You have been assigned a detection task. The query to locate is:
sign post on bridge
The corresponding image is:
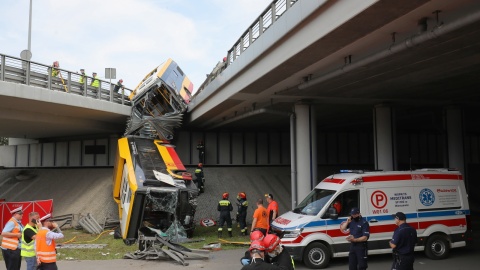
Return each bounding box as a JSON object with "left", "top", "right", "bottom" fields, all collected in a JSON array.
[{"left": 105, "top": 68, "right": 116, "bottom": 85}]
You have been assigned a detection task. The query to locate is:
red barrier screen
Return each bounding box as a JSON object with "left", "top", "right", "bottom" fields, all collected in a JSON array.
[{"left": 0, "top": 200, "right": 53, "bottom": 231}]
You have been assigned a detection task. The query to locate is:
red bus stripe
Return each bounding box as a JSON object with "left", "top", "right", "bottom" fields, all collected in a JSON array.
[{"left": 166, "top": 147, "right": 186, "bottom": 170}]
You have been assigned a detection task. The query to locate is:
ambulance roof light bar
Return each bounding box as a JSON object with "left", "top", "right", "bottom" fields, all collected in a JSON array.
[{"left": 339, "top": 169, "right": 364, "bottom": 174}]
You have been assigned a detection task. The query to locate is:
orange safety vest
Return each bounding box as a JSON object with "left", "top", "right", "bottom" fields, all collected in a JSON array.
[
  {"left": 36, "top": 229, "right": 57, "bottom": 263},
  {"left": 1, "top": 218, "right": 21, "bottom": 250}
]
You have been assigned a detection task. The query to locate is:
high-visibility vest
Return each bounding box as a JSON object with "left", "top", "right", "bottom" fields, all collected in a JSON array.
[
  {"left": 51, "top": 68, "right": 59, "bottom": 77},
  {"left": 36, "top": 229, "right": 57, "bottom": 263},
  {"left": 21, "top": 224, "right": 38, "bottom": 257},
  {"left": 1, "top": 218, "right": 21, "bottom": 250},
  {"left": 79, "top": 73, "right": 85, "bottom": 84},
  {"left": 91, "top": 75, "right": 100, "bottom": 87}
]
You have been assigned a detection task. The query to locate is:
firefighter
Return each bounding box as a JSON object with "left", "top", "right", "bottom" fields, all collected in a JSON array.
[
  {"left": 236, "top": 192, "right": 248, "bottom": 236},
  {"left": 217, "top": 192, "right": 233, "bottom": 238},
  {"left": 196, "top": 140, "right": 205, "bottom": 163},
  {"left": 241, "top": 240, "right": 283, "bottom": 270},
  {"left": 194, "top": 163, "right": 205, "bottom": 193},
  {"left": 264, "top": 234, "right": 295, "bottom": 270},
  {"left": 241, "top": 231, "right": 265, "bottom": 265}
]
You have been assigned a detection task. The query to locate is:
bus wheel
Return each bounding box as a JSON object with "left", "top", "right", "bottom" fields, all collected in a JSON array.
[
  {"left": 425, "top": 235, "right": 450, "bottom": 260},
  {"left": 303, "top": 242, "right": 331, "bottom": 269}
]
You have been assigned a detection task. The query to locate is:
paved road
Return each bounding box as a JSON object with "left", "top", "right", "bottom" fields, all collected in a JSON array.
[{"left": 0, "top": 244, "right": 472, "bottom": 270}]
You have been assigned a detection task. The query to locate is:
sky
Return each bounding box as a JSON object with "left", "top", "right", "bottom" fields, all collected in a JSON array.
[{"left": 0, "top": 0, "right": 271, "bottom": 92}]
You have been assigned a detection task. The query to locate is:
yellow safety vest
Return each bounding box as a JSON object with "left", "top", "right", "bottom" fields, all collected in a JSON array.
[
  {"left": 51, "top": 68, "right": 59, "bottom": 77},
  {"left": 21, "top": 224, "right": 38, "bottom": 257},
  {"left": 91, "top": 75, "right": 100, "bottom": 87}
]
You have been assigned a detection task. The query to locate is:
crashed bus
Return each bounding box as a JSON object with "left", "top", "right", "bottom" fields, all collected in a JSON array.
[{"left": 113, "top": 59, "right": 197, "bottom": 247}]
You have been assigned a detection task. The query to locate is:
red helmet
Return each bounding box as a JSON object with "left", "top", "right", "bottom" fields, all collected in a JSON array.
[
  {"left": 198, "top": 163, "right": 203, "bottom": 168},
  {"left": 263, "top": 234, "right": 281, "bottom": 252},
  {"left": 237, "top": 192, "right": 246, "bottom": 199},
  {"left": 250, "top": 230, "right": 264, "bottom": 241},
  {"left": 333, "top": 201, "right": 342, "bottom": 214},
  {"left": 249, "top": 240, "right": 265, "bottom": 252},
  {"left": 222, "top": 192, "right": 229, "bottom": 199}
]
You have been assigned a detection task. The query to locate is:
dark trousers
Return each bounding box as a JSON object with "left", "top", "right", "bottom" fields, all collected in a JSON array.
[
  {"left": 218, "top": 213, "right": 232, "bottom": 228},
  {"left": 238, "top": 212, "right": 247, "bottom": 229},
  {"left": 349, "top": 243, "right": 368, "bottom": 270},
  {"left": 37, "top": 262, "right": 58, "bottom": 270},
  {"left": 1, "top": 248, "right": 21, "bottom": 270},
  {"left": 391, "top": 254, "right": 414, "bottom": 270}
]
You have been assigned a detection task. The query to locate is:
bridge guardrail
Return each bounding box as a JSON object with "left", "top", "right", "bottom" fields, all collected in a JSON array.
[
  {"left": 197, "top": 0, "right": 298, "bottom": 93},
  {"left": 0, "top": 53, "right": 132, "bottom": 106}
]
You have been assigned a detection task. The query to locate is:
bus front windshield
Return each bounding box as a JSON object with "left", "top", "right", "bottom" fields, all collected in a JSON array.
[{"left": 293, "top": 189, "right": 336, "bottom": 216}]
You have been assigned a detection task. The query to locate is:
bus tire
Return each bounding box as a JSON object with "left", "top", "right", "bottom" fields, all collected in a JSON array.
[
  {"left": 425, "top": 234, "right": 450, "bottom": 260},
  {"left": 303, "top": 242, "right": 331, "bottom": 269}
]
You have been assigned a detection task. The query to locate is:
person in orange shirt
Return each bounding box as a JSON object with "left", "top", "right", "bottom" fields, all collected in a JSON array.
[
  {"left": 265, "top": 193, "right": 279, "bottom": 233},
  {"left": 251, "top": 199, "right": 268, "bottom": 236}
]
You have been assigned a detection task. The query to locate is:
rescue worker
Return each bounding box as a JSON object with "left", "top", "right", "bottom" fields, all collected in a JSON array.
[
  {"left": 35, "top": 213, "right": 64, "bottom": 270},
  {"left": 78, "top": 69, "right": 86, "bottom": 92},
  {"left": 340, "top": 207, "right": 370, "bottom": 270},
  {"left": 217, "top": 192, "right": 233, "bottom": 238},
  {"left": 241, "top": 240, "right": 283, "bottom": 270},
  {"left": 265, "top": 193, "right": 278, "bottom": 233},
  {"left": 194, "top": 163, "right": 205, "bottom": 193},
  {"left": 196, "top": 140, "right": 205, "bottom": 163},
  {"left": 240, "top": 230, "right": 265, "bottom": 265},
  {"left": 332, "top": 200, "right": 342, "bottom": 215},
  {"left": 21, "top": 212, "right": 40, "bottom": 270},
  {"left": 236, "top": 192, "right": 248, "bottom": 236},
  {"left": 51, "top": 61, "right": 59, "bottom": 77},
  {"left": 1, "top": 206, "right": 24, "bottom": 270},
  {"left": 90, "top": 72, "right": 100, "bottom": 91},
  {"left": 251, "top": 198, "right": 269, "bottom": 236},
  {"left": 113, "top": 79, "right": 125, "bottom": 93},
  {"left": 390, "top": 212, "right": 417, "bottom": 270},
  {"left": 264, "top": 234, "right": 295, "bottom": 270}
]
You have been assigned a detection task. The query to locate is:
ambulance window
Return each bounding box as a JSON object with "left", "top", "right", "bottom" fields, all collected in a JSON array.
[
  {"left": 293, "top": 189, "right": 336, "bottom": 216},
  {"left": 331, "top": 190, "right": 360, "bottom": 217}
]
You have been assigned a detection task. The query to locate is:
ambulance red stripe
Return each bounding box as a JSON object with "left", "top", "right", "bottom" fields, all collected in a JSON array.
[
  {"left": 323, "top": 178, "right": 345, "bottom": 184},
  {"left": 363, "top": 173, "right": 461, "bottom": 182}
]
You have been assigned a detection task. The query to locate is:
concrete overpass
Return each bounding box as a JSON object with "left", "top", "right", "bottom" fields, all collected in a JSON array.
[{"left": 1, "top": 0, "right": 480, "bottom": 202}]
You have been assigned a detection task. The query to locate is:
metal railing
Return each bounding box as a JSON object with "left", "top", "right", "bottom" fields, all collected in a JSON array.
[
  {"left": 0, "top": 53, "right": 132, "bottom": 106},
  {"left": 197, "top": 0, "right": 299, "bottom": 93}
]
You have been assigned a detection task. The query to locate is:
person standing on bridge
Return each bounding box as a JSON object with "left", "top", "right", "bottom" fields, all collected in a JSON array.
[
  {"left": 90, "top": 72, "right": 100, "bottom": 92},
  {"left": 51, "top": 61, "right": 59, "bottom": 77},
  {"left": 217, "top": 192, "right": 233, "bottom": 238},
  {"left": 390, "top": 212, "right": 417, "bottom": 270},
  {"left": 21, "top": 212, "right": 40, "bottom": 270},
  {"left": 78, "top": 69, "right": 86, "bottom": 92},
  {"left": 113, "top": 79, "right": 125, "bottom": 93},
  {"left": 1, "top": 206, "right": 24, "bottom": 270}
]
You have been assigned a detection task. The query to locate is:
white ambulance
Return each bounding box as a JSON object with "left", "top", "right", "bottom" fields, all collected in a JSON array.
[{"left": 271, "top": 169, "right": 472, "bottom": 269}]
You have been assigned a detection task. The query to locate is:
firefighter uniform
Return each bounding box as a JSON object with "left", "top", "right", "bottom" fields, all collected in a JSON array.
[
  {"left": 236, "top": 194, "right": 248, "bottom": 236},
  {"left": 194, "top": 165, "right": 205, "bottom": 193},
  {"left": 217, "top": 193, "right": 233, "bottom": 237}
]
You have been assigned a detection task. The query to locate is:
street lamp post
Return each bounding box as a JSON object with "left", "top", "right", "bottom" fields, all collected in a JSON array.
[{"left": 28, "top": 0, "right": 32, "bottom": 52}]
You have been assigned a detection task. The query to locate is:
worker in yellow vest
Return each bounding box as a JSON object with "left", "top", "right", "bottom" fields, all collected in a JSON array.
[
  {"left": 35, "top": 214, "right": 64, "bottom": 270},
  {"left": 21, "top": 212, "right": 40, "bottom": 270},
  {"left": 51, "top": 61, "right": 59, "bottom": 77},
  {"left": 79, "top": 69, "right": 86, "bottom": 91},
  {"left": 91, "top": 72, "right": 100, "bottom": 92},
  {"left": 1, "top": 206, "right": 24, "bottom": 270}
]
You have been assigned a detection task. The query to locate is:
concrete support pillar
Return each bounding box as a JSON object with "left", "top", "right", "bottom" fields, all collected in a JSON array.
[
  {"left": 373, "top": 104, "right": 396, "bottom": 171},
  {"left": 293, "top": 103, "right": 317, "bottom": 205},
  {"left": 444, "top": 106, "right": 465, "bottom": 176}
]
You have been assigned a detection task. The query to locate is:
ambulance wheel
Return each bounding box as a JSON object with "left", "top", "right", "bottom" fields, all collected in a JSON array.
[
  {"left": 425, "top": 235, "right": 450, "bottom": 260},
  {"left": 303, "top": 242, "right": 331, "bottom": 269}
]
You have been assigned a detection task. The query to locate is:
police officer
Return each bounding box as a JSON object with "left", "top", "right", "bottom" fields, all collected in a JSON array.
[
  {"left": 390, "top": 212, "right": 417, "bottom": 270},
  {"left": 340, "top": 207, "right": 370, "bottom": 270},
  {"left": 217, "top": 192, "right": 233, "bottom": 238},
  {"left": 236, "top": 192, "right": 248, "bottom": 236}
]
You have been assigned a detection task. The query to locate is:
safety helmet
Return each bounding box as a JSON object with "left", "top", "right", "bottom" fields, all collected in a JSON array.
[
  {"left": 222, "top": 192, "right": 229, "bottom": 199},
  {"left": 263, "top": 234, "right": 281, "bottom": 253},
  {"left": 250, "top": 230, "right": 264, "bottom": 241},
  {"left": 237, "top": 192, "right": 246, "bottom": 200},
  {"left": 198, "top": 163, "right": 203, "bottom": 168},
  {"left": 333, "top": 201, "right": 342, "bottom": 214},
  {"left": 249, "top": 240, "right": 265, "bottom": 252}
]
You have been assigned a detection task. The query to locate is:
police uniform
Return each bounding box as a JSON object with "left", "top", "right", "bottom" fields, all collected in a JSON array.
[
  {"left": 347, "top": 216, "right": 370, "bottom": 270},
  {"left": 237, "top": 197, "right": 248, "bottom": 235},
  {"left": 1, "top": 206, "right": 24, "bottom": 270},
  {"left": 391, "top": 222, "right": 417, "bottom": 270},
  {"left": 217, "top": 196, "right": 233, "bottom": 237}
]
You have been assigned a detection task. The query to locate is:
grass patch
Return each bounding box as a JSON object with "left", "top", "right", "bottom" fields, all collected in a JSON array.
[{"left": 1, "top": 225, "right": 249, "bottom": 261}]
